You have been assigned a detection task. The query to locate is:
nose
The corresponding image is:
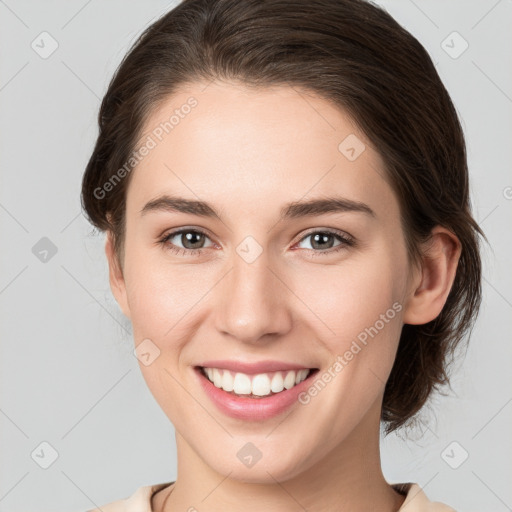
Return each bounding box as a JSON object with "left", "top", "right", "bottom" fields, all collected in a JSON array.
[{"left": 213, "top": 248, "right": 293, "bottom": 345}]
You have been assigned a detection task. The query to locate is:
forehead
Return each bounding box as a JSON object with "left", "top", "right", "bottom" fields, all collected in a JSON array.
[{"left": 128, "top": 81, "right": 397, "bottom": 220}]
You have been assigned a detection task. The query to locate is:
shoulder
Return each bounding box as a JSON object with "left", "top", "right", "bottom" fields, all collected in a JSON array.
[
  {"left": 394, "top": 482, "right": 456, "bottom": 511},
  {"left": 86, "top": 482, "right": 174, "bottom": 512}
]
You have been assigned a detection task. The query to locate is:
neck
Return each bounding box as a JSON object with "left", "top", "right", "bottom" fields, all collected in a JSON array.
[{"left": 155, "top": 402, "right": 405, "bottom": 512}]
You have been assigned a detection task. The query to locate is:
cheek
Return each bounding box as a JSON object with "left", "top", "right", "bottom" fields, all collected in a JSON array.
[
  {"left": 294, "top": 243, "right": 408, "bottom": 400},
  {"left": 121, "top": 244, "right": 203, "bottom": 415},
  {"left": 122, "top": 239, "right": 203, "bottom": 338},
  {"left": 290, "top": 255, "right": 407, "bottom": 428},
  {"left": 297, "top": 255, "right": 405, "bottom": 342}
]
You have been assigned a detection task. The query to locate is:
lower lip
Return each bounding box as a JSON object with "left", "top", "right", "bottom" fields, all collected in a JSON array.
[{"left": 194, "top": 367, "right": 318, "bottom": 421}]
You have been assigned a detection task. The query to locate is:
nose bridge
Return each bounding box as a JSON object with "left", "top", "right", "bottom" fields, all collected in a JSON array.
[{"left": 214, "top": 240, "right": 292, "bottom": 343}]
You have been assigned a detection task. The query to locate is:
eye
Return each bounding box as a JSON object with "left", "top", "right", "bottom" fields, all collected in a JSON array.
[
  {"left": 295, "top": 229, "right": 355, "bottom": 255},
  {"left": 159, "top": 228, "right": 215, "bottom": 256},
  {"left": 158, "top": 227, "right": 355, "bottom": 257}
]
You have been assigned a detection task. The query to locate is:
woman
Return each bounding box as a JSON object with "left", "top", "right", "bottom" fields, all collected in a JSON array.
[{"left": 81, "top": 0, "right": 483, "bottom": 510}]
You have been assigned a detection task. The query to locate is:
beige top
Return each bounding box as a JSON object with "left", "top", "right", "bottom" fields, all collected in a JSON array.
[{"left": 88, "top": 481, "right": 456, "bottom": 511}]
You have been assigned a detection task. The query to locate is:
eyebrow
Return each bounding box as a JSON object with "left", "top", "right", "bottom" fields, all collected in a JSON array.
[{"left": 140, "top": 194, "right": 375, "bottom": 220}]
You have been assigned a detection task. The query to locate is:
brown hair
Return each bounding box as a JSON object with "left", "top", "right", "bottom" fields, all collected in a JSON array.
[{"left": 81, "top": 0, "right": 484, "bottom": 432}]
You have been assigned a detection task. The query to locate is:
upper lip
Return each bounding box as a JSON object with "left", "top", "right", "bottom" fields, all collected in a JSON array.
[{"left": 197, "top": 360, "right": 317, "bottom": 375}]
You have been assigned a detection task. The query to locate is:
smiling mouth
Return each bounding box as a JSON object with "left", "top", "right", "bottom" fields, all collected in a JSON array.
[{"left": 196, "top": 366, "right": 319, "bottom": 398}]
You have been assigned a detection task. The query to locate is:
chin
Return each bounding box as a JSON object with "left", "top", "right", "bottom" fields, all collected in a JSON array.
[{"left": 196, "top": 436, "right": 320, "bottom": 484}]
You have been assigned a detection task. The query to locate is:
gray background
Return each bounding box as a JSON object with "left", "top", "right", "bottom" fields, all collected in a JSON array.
[{"left": 1, "top": 1, "right": 511, "bottom": 511}]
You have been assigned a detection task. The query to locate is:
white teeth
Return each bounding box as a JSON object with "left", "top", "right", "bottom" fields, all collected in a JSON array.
[
  {"left": 283, "top": 370, "right": 296, "bottom": 389},
  {"left": 295, "top": 369, "right": 307, "bottom": 385},
  {"left": 213, "top": 368, "right": 223, "bottom": 388},
  {"left": 251, "top": 374, "right": 271, "bottom": 396},
  {"left": 221, "top": 369, "right": 234, "bottom": 392},
  {"left": 233, "top": 372, "right": 252, "bottom": 394},
  {"left": 270, "top": 372, "right": 284, "bottom": 393},
  {"left": 202, "top": 367, "right": 312, "bottom": 397}
]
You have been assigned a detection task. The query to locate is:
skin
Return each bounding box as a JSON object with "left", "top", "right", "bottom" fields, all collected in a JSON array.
[{"left": 104, "top": 81, "right": 461, "bottom": 512}]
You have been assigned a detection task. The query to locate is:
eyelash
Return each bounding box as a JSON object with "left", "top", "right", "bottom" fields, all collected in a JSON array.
[{"left": 158, "top": 228, "right": 355, "bottom": 257}]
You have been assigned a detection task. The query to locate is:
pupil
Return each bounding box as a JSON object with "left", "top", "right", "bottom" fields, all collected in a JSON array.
[
  {"left": 312, "top": 233, "right": 334, "bottom": 250},
  {"left": 183, "top": 231, "right": 204, "bottom": 249}
]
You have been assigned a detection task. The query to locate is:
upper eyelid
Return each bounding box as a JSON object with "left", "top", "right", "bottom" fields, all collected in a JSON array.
[
  {"left": 294, "top": 229, "right": 354, "bottom": 249},
  {"left": 297, "top": 227, "right": 352, "bottom": 239}
]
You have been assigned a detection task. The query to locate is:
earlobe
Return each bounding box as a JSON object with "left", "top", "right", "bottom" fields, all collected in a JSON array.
[
  {"left": 402, "top": 226, "right": 462, "bottom": 325},
  {"left": 105, "top": 231, "right": 131, "bottom": 319}
]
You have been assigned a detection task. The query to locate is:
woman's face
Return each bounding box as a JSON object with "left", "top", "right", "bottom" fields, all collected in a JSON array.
[{"left": 109, "top": 81, "right": 418, "bottom": 482}]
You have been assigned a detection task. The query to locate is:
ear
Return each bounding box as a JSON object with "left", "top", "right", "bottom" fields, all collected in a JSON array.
[
  {"left": 105, "top": 231, "right": 131, "bottom": 319},
  {"left": 402, "top": 226, "right": 462, "bottom": 325}
]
